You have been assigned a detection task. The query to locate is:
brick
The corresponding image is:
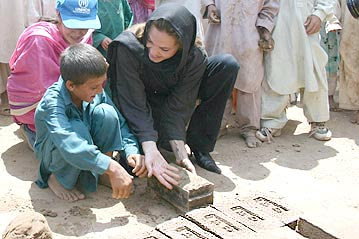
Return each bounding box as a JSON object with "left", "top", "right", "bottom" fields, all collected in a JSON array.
[
  {"left": 148, "top": 164, "right": 214, "bottom": 212},
  {"left": 156, "top": 216, "right": 218, "bottom": 239},
  {"left": 245, "top": 227, "right": 307, "bottom": 239},
  {"left": 185, "top": 206, "right": 255, "bottom": 238},
  {"left": 213, "top": 202, "right": 283, "bottom": 232},
  {"left": 234, "top": 195, "right": 301, "bottom": 226}
]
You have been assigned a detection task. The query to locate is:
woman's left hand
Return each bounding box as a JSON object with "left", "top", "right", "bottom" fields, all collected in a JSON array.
[{"left": 127, "top": 154, "right": 147, "bottom": 177}]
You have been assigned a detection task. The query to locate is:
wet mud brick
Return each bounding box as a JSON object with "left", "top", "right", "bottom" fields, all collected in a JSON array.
[
  {"left": 234, "top": 195, "right": 301, "bottom": 226},
  {"left": 245, "top": 227, "right": 307, "bottom": 239},
  {"left": 156, "top": 216, "right": 218, "bottom": 239},
  {"left": 185, "top": 206, "right": 255, "bottom": 238},
  {"left": 147, "top": 164, "right": 214, "bottom": 212},
  {"left": 212, "top": 201, "right": 283, "bottom": 232}
]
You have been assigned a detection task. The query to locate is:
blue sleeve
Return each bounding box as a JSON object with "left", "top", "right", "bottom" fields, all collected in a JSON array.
[
  {"left": 102, "top": 92, "right": 140, "bottom": 158},
  {"left": 39, "top": 96, "right": 111, "bottom": 175}
]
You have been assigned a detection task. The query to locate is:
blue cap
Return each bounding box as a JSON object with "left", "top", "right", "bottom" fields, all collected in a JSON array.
[{"left": 56, "top": 0, "right": 101, "bottom": 29}]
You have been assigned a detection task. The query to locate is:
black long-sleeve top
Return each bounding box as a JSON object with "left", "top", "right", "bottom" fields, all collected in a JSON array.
[{"left": 107, "top": 4, "right": 207, "bottom": 144}]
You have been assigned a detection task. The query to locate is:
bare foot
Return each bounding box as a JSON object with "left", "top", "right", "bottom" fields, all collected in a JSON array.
[
  {"left": 48, "top": 174, "right": 85, "bottom": 201},
  {"left": 350, "top": 111, "right": 359, "bottom": 124},
  {"left": 241, "top": 130, "right": 262, "bottom": 148},
  {"left": 329, "top": 96, "right": 342, "bottom": 112}
]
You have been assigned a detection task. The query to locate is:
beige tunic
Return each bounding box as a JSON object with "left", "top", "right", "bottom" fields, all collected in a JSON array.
[
  {"left": 203, "top": 0, "right": 279, "bottom": 94},
  {"left": 26, "top": 0, "right": 57, "bottom": 27},
  {"left": 0, "top": 0, "right": 26, "bottom": 93},
  {"left": 265, "top": 0, "right": 335, "bottom": 95},
  {"left": 338, "top": 0, "right": 359, "bottom": 110}
]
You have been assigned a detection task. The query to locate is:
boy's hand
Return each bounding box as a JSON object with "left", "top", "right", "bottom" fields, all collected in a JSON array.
[
  {"left": 101, "top": 37, "right": 112, "bottom": 51},
  {"left": 142, "top": 141, "right": 180, "bottom": 190},
  {"left": 105, "top": 160, "right": 133, "bottom": 199},
  {"left": 304, "top": 15, "right": 321, "bottom": 35},
  {"left": 258, "top": 27, "right": 275, "bottom": 52},
  {"left": 127, "top": 154, "right": 147, "bottom": 178},
  {"left": 207, "top": 5, "right": 221, "bottom": 23}
]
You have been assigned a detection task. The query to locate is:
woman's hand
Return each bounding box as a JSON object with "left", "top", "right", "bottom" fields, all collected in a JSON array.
[
  {"left": 142, "top": 141, "right": 180, "bottom": 189},
  {"left": 170, "top": 140, "right": 197, "bottom": 174}
]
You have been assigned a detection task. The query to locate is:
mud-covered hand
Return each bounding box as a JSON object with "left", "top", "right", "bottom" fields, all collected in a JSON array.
[
  {"left": 105, "top": 160, "right": 133, "bottom": 199},
  {"left": 169, "top": 140, "right": 196, "bottom": 174},
  {"left": 177, "top": 158, "right": 197, "bottom": 174},
  {"left": 207, "top": 4, "right": 221, "bottom": 23},
  {"left": 258, "top": 27, "right": 274, "bottom": 52},
  {"left": 127, "top": 154, "right": 147, "bottom": 178},
  {"left": 304, "top": 15, "right": 321, "bottom": 35}
]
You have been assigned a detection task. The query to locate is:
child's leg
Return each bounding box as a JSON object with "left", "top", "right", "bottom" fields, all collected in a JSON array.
[
  {"left": 36, "top": 120, "right": 96, "bottom": 201},
  {"left": 235, "top": 88, "right": 262, "bottom": 148},
  {"left": 89, "top": 103, "right": 124, "bottom": 153},
  {"left": 260, "top": 80, "right": 290, "bottom": 130}
]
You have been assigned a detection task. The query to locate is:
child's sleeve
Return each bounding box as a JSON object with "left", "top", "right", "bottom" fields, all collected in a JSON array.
[
  {"left": 39, "top": 97, "right": 111, "bottom": 175},
  {"left": 313, "top": 0, "right": 336, "bottom": 22},
  {"left": 102, "top": 93, "right": 140, "bottom": 158}
]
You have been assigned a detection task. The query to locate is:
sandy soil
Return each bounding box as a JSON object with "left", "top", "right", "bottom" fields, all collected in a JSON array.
[{"left": 0, "top": 106, "right": 358, "bottom": 238}]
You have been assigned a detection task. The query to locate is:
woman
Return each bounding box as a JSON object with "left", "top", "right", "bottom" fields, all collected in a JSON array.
[
  {"left": 107, "top": 4, "right": 239, "bottom": 179},
  {"left": 7, "top": 0, "right": 100, "bottom": 150}
]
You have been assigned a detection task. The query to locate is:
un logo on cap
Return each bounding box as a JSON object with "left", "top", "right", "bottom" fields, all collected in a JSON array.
[{"left": 78, "top": 0, "right": 89, "bottom": 8}]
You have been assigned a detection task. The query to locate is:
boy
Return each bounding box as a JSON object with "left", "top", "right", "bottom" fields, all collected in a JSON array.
[{"left": 34, "top": 43, "right": 147, "bottom": 201}]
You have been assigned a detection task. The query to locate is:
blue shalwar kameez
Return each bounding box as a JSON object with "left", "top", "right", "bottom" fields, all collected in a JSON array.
[{"left": 34, "top": 77, "right": 139, "bottom": 192}]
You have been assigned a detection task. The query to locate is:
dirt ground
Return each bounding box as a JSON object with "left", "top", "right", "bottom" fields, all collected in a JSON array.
[{"left": 0, "top": 106, "right": 358, "bottom": 238}]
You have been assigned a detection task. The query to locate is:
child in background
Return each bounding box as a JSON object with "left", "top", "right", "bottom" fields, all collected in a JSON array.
[
  {"left": 34, "top": 43, "right": 147, "bottom": 201},
  {"left": 93, "top": 0, "right": 133, "bottom": 96},
  {"left": 320, "top": 0, "right": 342, "bottom": 111},
  {"left": 128, "top": 0, "right": 154, "bottom": 24}
]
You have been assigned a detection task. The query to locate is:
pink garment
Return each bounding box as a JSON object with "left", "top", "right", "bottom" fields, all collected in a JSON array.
[
  {"left": 7, "top": 21, "right": 92, "bottom": 131},
  {"left": 128, "top": 0, "right": 154, "bottom": 24}
]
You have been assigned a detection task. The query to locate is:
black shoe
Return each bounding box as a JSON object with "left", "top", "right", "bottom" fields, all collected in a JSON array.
[{"left": 193, "top": 151, "right": 222, "bottom": 174}]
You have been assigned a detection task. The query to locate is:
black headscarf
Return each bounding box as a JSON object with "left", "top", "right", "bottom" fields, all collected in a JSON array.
[{"left": 142, "top": 3, "right": 197, "bottom": 74}]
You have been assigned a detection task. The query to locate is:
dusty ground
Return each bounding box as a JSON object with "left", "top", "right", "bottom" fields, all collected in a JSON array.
[{"left": 0, "top": 106, "right": 358, "bottom": 238}]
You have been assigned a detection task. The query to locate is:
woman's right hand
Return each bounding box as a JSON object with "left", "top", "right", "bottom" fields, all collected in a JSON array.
[{"left": 142, "top": 141, "right": 180, "bottom": 190}]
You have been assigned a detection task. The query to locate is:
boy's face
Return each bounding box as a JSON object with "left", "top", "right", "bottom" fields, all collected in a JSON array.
[{"left": 66, "top": 74, "right": 106, "bottom": 107}]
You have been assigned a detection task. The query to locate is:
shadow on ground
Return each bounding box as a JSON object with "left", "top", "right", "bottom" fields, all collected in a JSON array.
[{"left": 215, "top": 119, "right": 339, "bottom": 181}]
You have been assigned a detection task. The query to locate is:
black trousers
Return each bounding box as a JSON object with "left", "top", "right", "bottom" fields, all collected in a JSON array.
[{"left": 186, "top": 54, "right": 239, "bottom": 152}]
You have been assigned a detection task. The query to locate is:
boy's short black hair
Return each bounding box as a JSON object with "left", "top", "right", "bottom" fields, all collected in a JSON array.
[{"left": 60, "top": 43, "right": 107, "bottom": 85}]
